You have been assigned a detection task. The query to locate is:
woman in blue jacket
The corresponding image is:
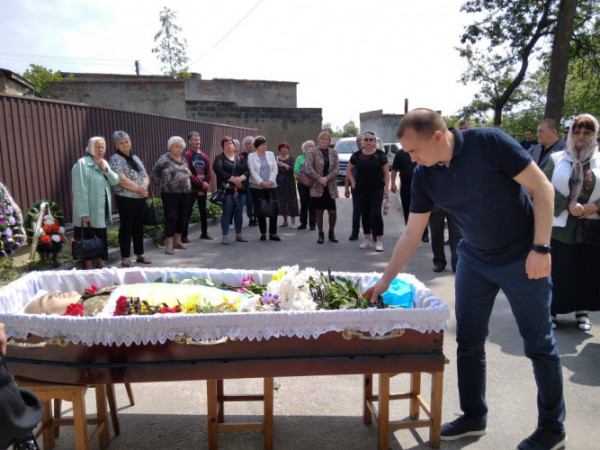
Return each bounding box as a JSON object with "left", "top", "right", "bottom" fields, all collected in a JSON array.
[{"left": 72, "top": 136, "right": 119, "bottom": 269}]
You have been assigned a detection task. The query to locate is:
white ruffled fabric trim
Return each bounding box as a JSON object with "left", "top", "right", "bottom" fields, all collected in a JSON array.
[{"left": 0, "top": 267, "right": 449, "bottom": 346}]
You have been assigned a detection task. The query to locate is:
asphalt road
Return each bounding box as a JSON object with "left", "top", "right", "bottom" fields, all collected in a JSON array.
[{"left": 34, "top": 188, "right": 600, "bottom": 449}]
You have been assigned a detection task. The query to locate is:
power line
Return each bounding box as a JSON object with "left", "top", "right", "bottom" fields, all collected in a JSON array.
[{"left": 188, "top": 0, "right": 265, "bottom": 68}]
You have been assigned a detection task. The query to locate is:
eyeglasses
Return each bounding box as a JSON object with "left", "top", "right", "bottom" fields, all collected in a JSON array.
[
  {"left": 363, "top": 138, "right": 375, "bottom": 142},
  {"left": 572, "top": 130, "right": 594, "bottom": 137}
]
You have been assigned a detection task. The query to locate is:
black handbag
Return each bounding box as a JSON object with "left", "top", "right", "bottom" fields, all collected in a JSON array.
[
  {"left": 256, "top": 191, "right": 278, "bottom": 218},
  {"left": 72, "top": 223, "right": 105, "bottom": 260},
  {"left": 0, "top": 355, "right": 43, "bottom": 449},
  {"left": 144, "top": 191, "right": 162, "bottom": 226},
  {"left": 209, "top": 188, "right": 225, "bottom": 206},
  {"left": 575, "top": 219, "right": 600, "bottom": 246}
]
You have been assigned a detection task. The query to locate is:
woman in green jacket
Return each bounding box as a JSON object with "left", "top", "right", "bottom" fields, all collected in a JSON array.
[{"left": 72, "top": 136, "right": 119, "bottom": 269}]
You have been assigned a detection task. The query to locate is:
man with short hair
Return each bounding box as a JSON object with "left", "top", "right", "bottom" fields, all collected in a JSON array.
[
  {"left": 520, "top": 129, "right": 538, "bottom": 150},
  {"left": 528, "top": 119, "right": 565, "bottom": 169},
  {"left": 458, "top": 120, "right": 470, "bottom": 130},
  {"left": 365, "top": 108, "right": 566, "bottom": 450},
  {"left": 345, "top": 134, "right": 363, "bottom": 240},
  {"left": 183, "top": 132, "right": 213, "bottom": 241}
]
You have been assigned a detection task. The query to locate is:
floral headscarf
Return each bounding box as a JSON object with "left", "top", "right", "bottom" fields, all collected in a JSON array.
[{"left": 566, "top": 113, "right": 599, "bottom": 202}]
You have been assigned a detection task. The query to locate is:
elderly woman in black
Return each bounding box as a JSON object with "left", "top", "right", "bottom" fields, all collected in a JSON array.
[
  {"left": 544, "top": 113, "right": 600, "bottom": 331},
  {"left": 109, "top": 130, "right": 151, "bottom": 267},
  {"left": 305, "top": 131, "right": 340, "bottom": 244},
  {"left": 151, "top": 136, "right": 192, "bottom": 255},
  {"left": 213, "top": 136, "right": 249, "bottom": 245}
]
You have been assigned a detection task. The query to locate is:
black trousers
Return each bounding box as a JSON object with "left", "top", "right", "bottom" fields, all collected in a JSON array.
[
  {"left": 251, "top": 188, "right": 278, "bottom": 235},
  {"left": 161, "top": 192, "right": 190, "bottom": 237},
  {"left": 297, "top": 183, "right": 315, "bottom": 228},
  {"left": 183, "top": 192, "right": 208, "bottom": 238},
  {"left": 357, "top": 186, "right": 384, "bottom": 237},
  {"left": 115, "top": 195, "right": 146, "bottom": 258},
  {"left": 429, "top": 207, "right": 461, "bottom": 268}
]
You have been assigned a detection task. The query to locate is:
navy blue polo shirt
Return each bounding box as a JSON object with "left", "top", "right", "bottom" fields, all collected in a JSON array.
[{"left": 410, "top": 127, "right": 534, "bottom": 265}]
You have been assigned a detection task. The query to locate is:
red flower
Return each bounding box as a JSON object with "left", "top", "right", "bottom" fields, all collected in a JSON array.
[
  {"left": 85, "top": 285, "right": 98, "bottom": 294},
  {"left": 158, "top": 305, "right": 180, "bottom": 314},
  {"left": 63, "top": 303, "right": 84, "bottom": 316},
  {"left": 40, "top": 235, "right": 52, "bottom": 244},
  {"left": 52, "top": 224, "right": 61, "bottom": 232},
  {"left": 43, "top": 225, "right": 53, "bottom": 233},
  {"left": 114, "top": 296, "right": 129, "bottom": 316}
]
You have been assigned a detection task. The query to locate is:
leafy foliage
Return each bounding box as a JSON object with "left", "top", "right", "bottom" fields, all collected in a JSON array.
[
  {"left": 322, "top": 120, "right": 359, "bottom": 137},
  {"left": 21, "top": 64, "right": 67, "bottom": 98},
  {"left": 152, "top": 7, "right": 190, "bottom": 78},
  {"left": 457, "top": 0, "right": 600, "bottom": 124}
]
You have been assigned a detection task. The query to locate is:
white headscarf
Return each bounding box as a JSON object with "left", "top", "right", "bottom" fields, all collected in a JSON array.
[{"left": 566, "top": 114, "right": 599, "bottom": 201}]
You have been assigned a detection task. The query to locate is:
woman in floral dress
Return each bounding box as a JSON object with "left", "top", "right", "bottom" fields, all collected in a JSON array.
[{"left": 275, "top": 142, "right": 299, "bottom": 228}]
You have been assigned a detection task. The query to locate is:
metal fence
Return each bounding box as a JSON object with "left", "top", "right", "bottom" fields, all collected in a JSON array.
[{"left": 0, "top": 94, "right": 256, "bottom": 223}]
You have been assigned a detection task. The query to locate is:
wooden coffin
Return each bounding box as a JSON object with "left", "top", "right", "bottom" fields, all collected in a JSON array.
[{"left": 0, "top": 267, "right": 449, "bottom": 384}]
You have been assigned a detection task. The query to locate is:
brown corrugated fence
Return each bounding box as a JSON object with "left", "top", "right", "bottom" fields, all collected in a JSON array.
[{"left": 0, "top": 94, "right": 256, "bottom": 223}]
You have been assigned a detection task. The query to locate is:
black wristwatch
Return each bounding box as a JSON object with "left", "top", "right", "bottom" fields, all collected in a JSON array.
[{"left": 531, "top": 244, "right": 551, "bottom": 255}]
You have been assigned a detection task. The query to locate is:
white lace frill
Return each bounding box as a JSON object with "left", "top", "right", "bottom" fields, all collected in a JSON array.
[{"left": 0, "top": 267, "right": 449, "bottom": 346}]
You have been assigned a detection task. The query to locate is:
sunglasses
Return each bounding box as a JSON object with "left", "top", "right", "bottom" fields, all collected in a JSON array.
[
  {"left": 572, "top": 130, "right": 594, "bottom": 137},
  {"left": 363, "top": 138, "right": 375, "bottom": 142}
]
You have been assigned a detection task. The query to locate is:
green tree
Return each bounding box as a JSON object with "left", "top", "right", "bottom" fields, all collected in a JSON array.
[
  {"left": 458, "top": 0, "right": 599, "bottom": 125},
  {"left": 21, "top": 64, "right": 64, "bottom": 98},
  {"left": 341, "top": 120, "right": 359, "bottom": 137},
  {"left": 152, "top": 7, "right": 190, "bottom": 78}
]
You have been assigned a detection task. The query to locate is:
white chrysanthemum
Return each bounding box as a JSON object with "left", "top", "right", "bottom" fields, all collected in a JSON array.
[
  {"left": 51, "top": 234, "right": 61, "bottom": 243},
  {"left": 43, "top": 215, "right": 55, "bottom": 226},
  {"left": 58, "top": 226, "right": 65, "bottom": 234},
  {"left": 266, "top": 265, "right": 317, "bottom": 311}
]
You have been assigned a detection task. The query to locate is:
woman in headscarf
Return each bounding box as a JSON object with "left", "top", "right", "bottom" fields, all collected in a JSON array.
[
  {"left": 72, "top": 136, "right": 120, "bottom": 269},
  {"left": 544, "top": 113, "right": 600, "bottom": 331}
]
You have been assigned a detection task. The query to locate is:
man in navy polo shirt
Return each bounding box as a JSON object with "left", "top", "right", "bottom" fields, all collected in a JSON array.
[{"left": 365, "top": 109, "right": 566, "bottom": 450}]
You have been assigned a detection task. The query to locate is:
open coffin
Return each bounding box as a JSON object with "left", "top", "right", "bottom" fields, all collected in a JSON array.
[{"left": 0, "top": 267, "right": 449, "bottom": 384}]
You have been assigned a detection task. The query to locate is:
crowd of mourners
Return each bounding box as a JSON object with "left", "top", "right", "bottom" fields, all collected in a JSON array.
[{"left": 71, "top": 117, "right": 600, "bottom": 339}]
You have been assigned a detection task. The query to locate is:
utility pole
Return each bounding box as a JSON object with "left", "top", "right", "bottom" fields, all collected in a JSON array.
[{"left": 135, "top": 61, "right": 140, "bottom": 76}]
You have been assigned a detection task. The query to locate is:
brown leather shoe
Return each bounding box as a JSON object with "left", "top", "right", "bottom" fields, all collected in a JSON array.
[
  {"left": 136, "top": 255, "right": 152, "bottom": 264},
  {"left": 121, "top": 258, "right": 134, "bottom": 267}
]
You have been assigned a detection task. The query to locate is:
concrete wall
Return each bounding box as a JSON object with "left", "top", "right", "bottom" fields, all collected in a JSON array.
[
  {"left": 0, "top": 70, "right": 35, "bottom": 96},
  {"left": 186, "top": 101, "right": 322, "bottom": 158},
  {"left": 49, "top": 75, "right": 187, "bottom": 118},
  {"left": 360, "top": 110, "right": 404, "bottom": 143},
  {"left": 185, "top": 77, "right": 297, "bottom": 108}
]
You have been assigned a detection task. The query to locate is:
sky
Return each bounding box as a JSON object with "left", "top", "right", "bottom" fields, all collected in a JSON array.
[{"left": 0, "top": 0, "right": 480, "bottom": 129}]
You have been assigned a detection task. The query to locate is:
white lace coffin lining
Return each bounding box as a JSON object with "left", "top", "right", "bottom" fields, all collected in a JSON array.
[{"left": 0, "top": 267, "right": 449, "bottom": 346}]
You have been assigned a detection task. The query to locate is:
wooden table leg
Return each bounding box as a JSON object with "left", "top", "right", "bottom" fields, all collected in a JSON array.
[
  {"left": 72, "top": 389, "right": 89, "bottom": 450},
  {"left": 263, "top": 377, "right": 274, "bottom": 450},
  {"left": 125, "top": 383, "right": 135, "bottom": 406},
  {"left": 217, "top": 379, "right": 225, "bottom": 423},
  {"left": 40, "top": 399, "right": 55, "bottom": 449},
  {"left": 363, "top": 374, "right": 373, "bottom": 424},
  {"left": 429, "top": 371, "right": 444, "bottom": 449},
  {"left": 207, "top": 380, "right": 219, "bottom": 450},
  {"left": 410, "top": 372, "right": 422, "bottom": 420},
  {"left": 105, "top": 384, "right": 120, "bottom": 436},
  {"left": 377, "top": 374, "right": 390, "bottom": 450},
  {"left": 95, "top": 384, "right": 110, "bottom": 448}
]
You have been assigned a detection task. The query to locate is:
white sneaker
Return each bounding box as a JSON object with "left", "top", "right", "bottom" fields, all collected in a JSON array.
[
  {"left": 359, "top": 240, "right": 373, "bottom": 249},
  {"left": 375, "top": 242, "right": 383, "bottom": 252}
]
